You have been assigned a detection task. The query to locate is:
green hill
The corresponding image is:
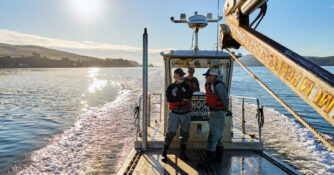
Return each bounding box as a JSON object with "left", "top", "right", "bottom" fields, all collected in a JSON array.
[{"left": 0, "top": 43, "right": 140, "bottom": 68}]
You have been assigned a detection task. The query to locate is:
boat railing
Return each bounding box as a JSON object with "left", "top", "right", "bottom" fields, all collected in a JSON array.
[
  {"left": 147, "top": 93, "right": 163, "bottom": 126},
  {"left": 134, "top": 96, "right": 142, "bottom": 142},
  {"left": 134, "top": 93, "right": 162, "bottom": 143},
  {"left": 230, "top": 95, "right": 264, "bottom": 142}
]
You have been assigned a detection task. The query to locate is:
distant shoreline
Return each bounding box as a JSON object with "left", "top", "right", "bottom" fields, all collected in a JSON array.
[
  {"left": 0, "top": 43, "right": 143, "bottom": 68},
  {"left": 0, "top": 54, "right": 143, "bottom": 68},
  {"left": 0, "top": 65, "right": 157, "bottom": 68}
]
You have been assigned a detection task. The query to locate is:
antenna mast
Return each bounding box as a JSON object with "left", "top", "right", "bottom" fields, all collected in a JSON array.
[{"left": 171, "top": 11, "right": 222, "bottom": 51}]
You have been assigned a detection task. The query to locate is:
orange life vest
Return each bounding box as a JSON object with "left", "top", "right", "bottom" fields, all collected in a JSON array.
[{"left": 205, "top": 80, "right": 225, "bottom": 110}]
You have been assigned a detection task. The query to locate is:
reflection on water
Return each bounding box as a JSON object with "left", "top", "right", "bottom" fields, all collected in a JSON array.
[
  {"left": 0, "top": 68, "right": 121, "bottom": 173},
  {"left": 13, "top": 68, "right": 163, "bottom": 175},
  {"left": 88, "top": 68, "right": 107, "bottom": 93},
  {"left": 0, "top": 67, "right": 333, "bottom": 174}
]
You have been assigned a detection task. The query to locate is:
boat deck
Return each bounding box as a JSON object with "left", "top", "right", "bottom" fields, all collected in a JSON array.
[
  {"left": 118, "top": 101, "right": 300, "bottom": 175},
  {"left": 134, "top": 116, "right": 263, "bottom": 150},
  {"left": 128, "top": 149, "right": 296, "bottom": 175},
  {"left": 118, "top": 114, "right": 299, "bottom": 175}
]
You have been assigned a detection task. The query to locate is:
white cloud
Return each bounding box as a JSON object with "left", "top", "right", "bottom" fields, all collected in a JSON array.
[
  {"left": 330, "top": 5, "right": 334, "bottom": 8},
  {"left": 0, "top": 29, "right": 163, "bottom": 54}
]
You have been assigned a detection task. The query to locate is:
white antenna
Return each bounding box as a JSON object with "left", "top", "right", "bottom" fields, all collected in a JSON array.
[{"left": 171, "top": 11, "right": 222, "bottom": 51}]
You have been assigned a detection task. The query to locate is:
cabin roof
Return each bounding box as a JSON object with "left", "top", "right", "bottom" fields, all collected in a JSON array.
[{"left": 161, "top": 50, "right": 231, "bottom": 57}]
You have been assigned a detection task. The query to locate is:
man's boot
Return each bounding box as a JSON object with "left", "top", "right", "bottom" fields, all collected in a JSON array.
[
  {"left": 161, "top": 144, "right": 169, "bottom": 162},
  {"left": 179, "top": 144, "right": 189, "bottom": 161},
  {"left": 197, "top": 150, "right": 215, "bottom": 169},
  {"left": 214, "top": 146, "right": 224, "bottom": 162}
]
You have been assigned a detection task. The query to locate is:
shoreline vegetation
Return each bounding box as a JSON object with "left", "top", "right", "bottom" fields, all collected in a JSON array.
[
  {"left": 0, "top": 54, "right": 142, "bottom": 68},
  {"left": 0, "top": 43, "right": 147, "bottom": 68},
  {"left": 1, "top": 43, "right": 331, "bottom": 68}
]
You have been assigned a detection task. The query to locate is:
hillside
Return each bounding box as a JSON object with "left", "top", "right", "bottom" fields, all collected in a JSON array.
[
  {"left": 0, "top": 43, "right": 140, "bottom": 68},
  {"left": 0, "top": 43, "right": 97, "bottom": 61},
  {"left": 236, "top": 55, "right": 334, "bottom": 67}
]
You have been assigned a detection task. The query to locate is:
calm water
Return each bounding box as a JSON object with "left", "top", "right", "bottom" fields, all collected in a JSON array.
[{"left": 0, "top": 66, "right": 333, "bottom": 174}]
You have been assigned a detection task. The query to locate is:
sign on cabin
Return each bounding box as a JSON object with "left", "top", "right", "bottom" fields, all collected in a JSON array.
[{"left": 191, "top": 98, "right": 208, "bottom": 121}]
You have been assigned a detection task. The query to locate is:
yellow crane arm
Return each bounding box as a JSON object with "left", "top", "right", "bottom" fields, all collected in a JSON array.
[{"left": 220, "top": 0, "right": 334, "bottom": 126}]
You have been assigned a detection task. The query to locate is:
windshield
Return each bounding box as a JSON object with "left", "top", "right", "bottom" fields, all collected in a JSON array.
[{"left": 169, "top": 57, "right": 231, "bottom": 94}]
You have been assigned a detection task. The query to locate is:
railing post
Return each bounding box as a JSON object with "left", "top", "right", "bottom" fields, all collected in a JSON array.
[
  {"left": 229, "top": 96, "right": 232, "bottom": 111},
  {"left": 241, "top": 98, "right": 245, "bottom": 135},
  {"left": 159, "top": 94, "right": 162, "bottom": 122},
  {"left": 256, "top": 99, "right": 262, "bottom": 142}
]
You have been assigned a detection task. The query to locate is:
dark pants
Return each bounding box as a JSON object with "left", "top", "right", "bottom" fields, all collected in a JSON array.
[
  {"left": 207, "top": 110, "right": 225, "bottom": 151},
  {"left": 164, "top": 112, "right": 191, "bottom": 145}
]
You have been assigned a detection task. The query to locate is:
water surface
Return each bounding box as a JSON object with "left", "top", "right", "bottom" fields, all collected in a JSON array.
[{"left": 0, "top": 67, "right": 333, "bottom": 174}]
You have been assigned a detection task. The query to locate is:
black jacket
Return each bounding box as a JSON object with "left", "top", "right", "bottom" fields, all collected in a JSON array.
[{"left": 166, "top": 82, "right": 192, "bottom": 103}]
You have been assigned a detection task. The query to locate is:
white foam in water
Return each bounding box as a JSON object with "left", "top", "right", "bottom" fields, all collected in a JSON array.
[
  {"left": 232, "top": 101, "right": 334, "bottom": 175},
  {"left": 16, "top": 68, "right": 333, "bottom": 174},
  {"left": 17, "top": 88, "right": 139, "bottom": 174},
  {"left": 17, "top": 68, "right": 163, "bottom": 174}
]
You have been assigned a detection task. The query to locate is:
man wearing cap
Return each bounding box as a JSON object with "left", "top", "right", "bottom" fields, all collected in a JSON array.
[
  {"left": 198, "top": 68, "right": 229, "bottom": 169},
  {"left": 162, "top": 68, "right": 193, "bottom": 162}
]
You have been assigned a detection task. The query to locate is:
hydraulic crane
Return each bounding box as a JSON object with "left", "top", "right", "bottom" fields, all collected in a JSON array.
[
  {"left": 220, "top": 0, "right": 334, "bottom": 127},
  {"left": 220, "top": 0, "right": 334, "bottom": 150}
]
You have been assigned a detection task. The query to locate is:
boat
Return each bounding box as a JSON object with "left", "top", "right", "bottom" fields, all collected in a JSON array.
[{"left": 117, "top": 1, "right": 333, "bottom": 174}]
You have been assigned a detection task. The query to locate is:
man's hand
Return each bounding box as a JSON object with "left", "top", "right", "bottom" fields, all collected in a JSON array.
[{"left": 172, "top": 87, "right": 178, "bottom": 96}]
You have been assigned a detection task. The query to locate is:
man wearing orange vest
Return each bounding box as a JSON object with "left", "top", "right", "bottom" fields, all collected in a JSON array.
[
  {"left": 198, "top": 68, "right": 229, "bottom": 169},
  {"left": 162, "top": 68, "right": 193, "bottom": 162}
]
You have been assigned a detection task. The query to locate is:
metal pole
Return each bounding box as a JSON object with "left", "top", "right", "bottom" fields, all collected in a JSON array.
[
  {"left": 216, "top": 0, "right": 220, "bottom": 52},
  {"left": 142, "top": 28, "right": 148, "bottom": 151},
  {"left": 194, "top": 28, "right": 199, "bottom": 51},
  {"left": 241, "top": 98, "right": 245, "bottom": 135},
  {"left": 147, "top": 94, "right": 151, "bottom": 127}
]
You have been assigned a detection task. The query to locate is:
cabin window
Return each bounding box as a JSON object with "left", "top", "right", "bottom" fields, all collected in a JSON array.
[{"left": 169, "top": 57, "right": 231, "bottom": 94}]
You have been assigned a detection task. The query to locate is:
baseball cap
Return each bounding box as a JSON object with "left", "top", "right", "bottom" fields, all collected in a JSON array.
[
  {"left": 203, "top": 68, "right": 219, "bottom": 76},
  {"left": 174, "top": 68, "right": 185, "bottom": 76}
]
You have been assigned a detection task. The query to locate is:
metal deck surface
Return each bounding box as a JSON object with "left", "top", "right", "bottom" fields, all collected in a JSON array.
[
  {"left": 135, "top": 117, "right": 263, "bottom": 150},
  {"left": 131, "top": 149, "right": 292, "bottom": 175},
  {"left": 124, "top": 100, "right": 299, "bottom": 175}
]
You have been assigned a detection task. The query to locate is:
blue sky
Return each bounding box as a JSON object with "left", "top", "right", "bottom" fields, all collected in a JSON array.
[{"left": 0, "top": 0, "right": 333, "bottom": 65}]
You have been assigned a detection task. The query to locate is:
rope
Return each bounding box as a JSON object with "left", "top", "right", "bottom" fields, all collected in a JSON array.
[
  {"left": 257, "top": 106, "right": 264, "bottom": 128},
  {"left": 133, "top": 106, "right": 140, "bottom": 127},
  {"left": 226, "top": 48, "right": 334, "bottom": 152}
]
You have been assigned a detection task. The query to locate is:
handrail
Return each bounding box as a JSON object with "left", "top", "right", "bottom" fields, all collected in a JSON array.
[
  {"left": 230, "top": 95, "right": 263, "bottom": 142},
  {"left": 227, "top": 49, "right": 334, "bottom": 152},
  {"left": 148, "top": 93, "right": 163, "bottom": 125}
]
